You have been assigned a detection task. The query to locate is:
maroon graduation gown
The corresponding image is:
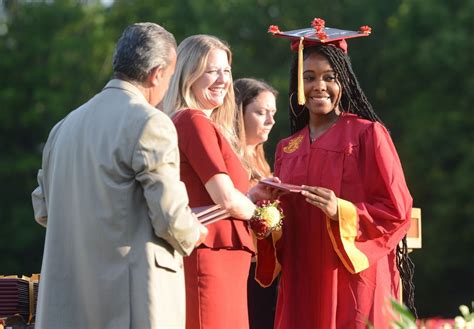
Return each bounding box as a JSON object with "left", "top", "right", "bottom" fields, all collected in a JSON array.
[{"left": 255, "top": 113, "right": 412, "bottom": 329}]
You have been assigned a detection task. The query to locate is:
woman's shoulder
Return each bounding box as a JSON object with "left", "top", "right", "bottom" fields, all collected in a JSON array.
[
  {"left": 339, "top": 113, "right": 387, "bottom": 135},
  {"left": 173, "top": 108, "right": 206, "bottom": 121},
  {"left": 341, "top": 112, "right": 372, "bottom": 127},
  {"left": 173, "top": 109, "right": 213, "bottom": 128},
  {"left": 172, "top": 109, "right": 223, "bottom": 149}
]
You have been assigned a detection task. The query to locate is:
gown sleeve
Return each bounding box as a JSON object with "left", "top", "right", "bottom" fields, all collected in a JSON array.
[
  {"left": 327, "top": 122, "right": 412, "bottom": 274},
  {"left": 254, "top": 141, "right": 284, "bottom": 287}
]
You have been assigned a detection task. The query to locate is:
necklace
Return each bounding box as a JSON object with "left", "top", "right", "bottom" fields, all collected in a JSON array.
[{"left": 309, "top": 114, "right": 340, "bottom": 143}]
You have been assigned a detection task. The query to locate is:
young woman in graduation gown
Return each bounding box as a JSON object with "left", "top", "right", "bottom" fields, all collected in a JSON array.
[{"left": 254, "top": 21, "right": 414, "bottom": 329}]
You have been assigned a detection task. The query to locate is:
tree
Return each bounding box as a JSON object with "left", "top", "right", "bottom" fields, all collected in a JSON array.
[
  {"left": 374, "top": 0, "right": 474, "bottom": 317},
  {"left": 0, "top": 0, "right": 115, "bottom": 274}
]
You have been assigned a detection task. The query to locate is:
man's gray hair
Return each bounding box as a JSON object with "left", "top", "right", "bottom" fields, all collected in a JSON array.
[{"left": 112, "top": 22, "right": 177, "bottom": 83}]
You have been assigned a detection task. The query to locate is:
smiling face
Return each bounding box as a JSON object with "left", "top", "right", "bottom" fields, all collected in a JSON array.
[
  {"left": 303, "top": 52, "right": 341, "bottom": 117},
  {"left": 243, "top": 90, "right": 277, "bottom": 146},
  {"left": 191, "top": 48, "right": 231, "bottom": 111}
]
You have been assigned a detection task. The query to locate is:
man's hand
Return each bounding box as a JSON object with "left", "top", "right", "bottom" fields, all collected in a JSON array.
[{"left": 195, "top": 224, "right": 208, "bottom": 247}]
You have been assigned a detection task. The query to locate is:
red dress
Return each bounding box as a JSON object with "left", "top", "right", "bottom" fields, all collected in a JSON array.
[
  {"left": 256, "top": 113, "right": 412, "bottom": 329},
  {"left": 173, "top": 109, "right": 254, "bottom": 329}
]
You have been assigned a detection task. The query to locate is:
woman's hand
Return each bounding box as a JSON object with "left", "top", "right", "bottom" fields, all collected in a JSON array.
[
  {"left": 248, "top": 177, "right": 284, "bottom": 202},
  {"left": 301, "top": 185, "right": 339, "bottom": 221}
]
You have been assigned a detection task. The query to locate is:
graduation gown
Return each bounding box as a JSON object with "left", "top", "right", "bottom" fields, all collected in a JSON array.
[{"left": 255, "top": 113, "right": 412, "bottom": 329}]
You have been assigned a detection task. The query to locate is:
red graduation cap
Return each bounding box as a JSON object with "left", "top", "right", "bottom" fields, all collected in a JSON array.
[{"left": 268, "top": 18, "right": 372, "bottom": 105}]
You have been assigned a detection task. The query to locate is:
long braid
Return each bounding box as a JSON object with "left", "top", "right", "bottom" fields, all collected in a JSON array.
[
  {"left": 319, "top": 46, "right": 383, "bottom": 124},
  {"left": 288, "top": 44, "right": 416, "bottom": 316},
  {"left": 288, "top": 44, "right": 382, "bottom": 135},
  {"left": 397, "top": 237, "right": 418, "bottom": 317}
]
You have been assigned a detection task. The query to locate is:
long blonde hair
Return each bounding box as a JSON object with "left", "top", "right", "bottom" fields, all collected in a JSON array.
[{"left": 163, "top": 34, "right": 240, "bottom": 151}]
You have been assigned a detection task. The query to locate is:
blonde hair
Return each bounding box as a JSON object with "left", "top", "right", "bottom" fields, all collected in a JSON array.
[{"left": 163, "top": 34, "right": 241, "bottom": 151}]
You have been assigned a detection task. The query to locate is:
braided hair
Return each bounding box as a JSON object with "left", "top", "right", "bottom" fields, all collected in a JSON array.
[
  {"left": 288, "top": 44, "right": 382, "bottom": 134},
  {"left": 288, "top": 44, "right": 417, "bottom": 317}
]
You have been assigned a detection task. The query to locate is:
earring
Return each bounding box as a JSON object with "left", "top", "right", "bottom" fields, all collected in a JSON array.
[
  {"left": 289, "top": 92, "right": 307, "bottom": 118},
  {"left": 334, "top": 79, "right": 344, "bottom": 113}
]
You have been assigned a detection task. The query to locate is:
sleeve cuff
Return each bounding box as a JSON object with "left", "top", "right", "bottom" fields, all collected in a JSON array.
[
  {"left": 32, "top": 186, "right": 48, "bottom": 227},
  {"left": 254, "top": 229, "right": 282, "bottom": 287},
  {"left": 326, "top": 198, "right": 369, "bottom": 274}
]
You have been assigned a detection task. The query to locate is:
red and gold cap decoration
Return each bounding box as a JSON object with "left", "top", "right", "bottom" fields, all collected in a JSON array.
[{"left": 268, "top": 18, "right": 372, "bottom": 105}]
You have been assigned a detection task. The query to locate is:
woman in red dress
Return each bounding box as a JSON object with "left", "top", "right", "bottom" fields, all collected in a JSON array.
[
  {"left": 163, "top": 35, "right": 271, "bottom": 329},
  {"left": 234, "top": 78, "right": 279, "bottom": 329},
  {"left": 255, "top": 20, "right": 415, "bottom": 328}
]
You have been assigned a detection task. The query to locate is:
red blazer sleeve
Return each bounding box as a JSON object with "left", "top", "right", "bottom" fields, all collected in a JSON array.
[
  {"left": 327, "top": 123, "right": 412, "bottom": 273},
  {"left": 179, "top": 111, "right": 229, "bottom": 184}
]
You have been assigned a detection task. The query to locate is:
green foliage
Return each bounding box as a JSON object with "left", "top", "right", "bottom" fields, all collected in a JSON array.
[
  {"left": 0, "top": 1, "right": 114, "bottom": 274},
  {"left": 455, "top": 302, "right": 474, "bottom": 328},
  {"left": 388, "top": 299, "right": 474, "bottom": 329},
  {"left": 389, "top": 298, "right": 418, "bottom": 329},
  {"left": 374, "top": 0, "right": 474, "bottom": 317},
  {"left": 0, "top": 0, "right": 472, "bottom": 319}
]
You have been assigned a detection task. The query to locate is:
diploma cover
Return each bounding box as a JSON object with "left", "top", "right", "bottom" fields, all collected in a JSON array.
[
  {"left": 259, "top": 180, "right": 303, "bottom": 193},
  {"left": 192, "top": 204, "right": 230, "bottom": 226}
]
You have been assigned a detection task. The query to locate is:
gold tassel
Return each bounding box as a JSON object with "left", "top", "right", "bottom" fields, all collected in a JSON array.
[{"left": 297, "top": 37, "right": 306, "bottom": 105}]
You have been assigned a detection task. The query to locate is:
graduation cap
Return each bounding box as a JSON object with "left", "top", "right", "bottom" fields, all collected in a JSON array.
[{"left": 268, "top": 18, "right": 372, "bottom": 105}]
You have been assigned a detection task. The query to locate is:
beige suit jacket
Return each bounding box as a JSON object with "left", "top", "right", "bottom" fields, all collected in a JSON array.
[{"left": 31, "top": 79, "right": 201, "bottom": 329}]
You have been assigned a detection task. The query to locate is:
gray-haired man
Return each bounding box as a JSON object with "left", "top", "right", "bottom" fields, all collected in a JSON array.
[{"left": 32, "top": 23, "right": 207, "bottom": 329}]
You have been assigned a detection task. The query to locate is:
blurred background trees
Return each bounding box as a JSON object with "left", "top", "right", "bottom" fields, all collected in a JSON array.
[{"left": 1, "top": 0, "right": 472, "bottom": 319}]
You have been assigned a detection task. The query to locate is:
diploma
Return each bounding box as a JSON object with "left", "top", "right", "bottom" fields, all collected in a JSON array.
[
  {"left": 192, "top": 204, "right": 230, "bottom": 226},
  {"left": 259, "top": 180, "right": 303, "bottom": 193}
]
